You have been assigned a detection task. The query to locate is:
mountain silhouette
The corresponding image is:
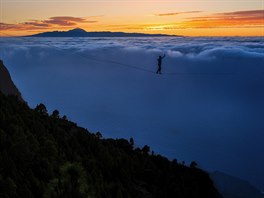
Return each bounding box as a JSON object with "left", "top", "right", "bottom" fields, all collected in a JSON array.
[
  {"left": 210, "top": 171, "right": 264, "bottom": 198},
  {"left": 27, "top": 28, "right": 178, "bottom": 37},
  {"left": 68, "top": 28, "right": 87, "bottom": 33}
]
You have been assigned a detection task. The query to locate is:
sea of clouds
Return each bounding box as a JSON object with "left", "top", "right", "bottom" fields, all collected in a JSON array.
[{"left": 1, "top": 36, "right": 264, "bottom": 190}]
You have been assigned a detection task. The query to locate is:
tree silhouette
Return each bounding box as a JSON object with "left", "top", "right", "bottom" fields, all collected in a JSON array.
[
  {"left": 51, "top": 110, "right": 60, "bottom": 119},
  {"left": 129, "top": 137, "right": 134, "bottom": 148},
  {"left": 95, "top": 131, "right": 102, "bottom": 139},
  {"left": 35, "top": 103, "right": 48, "bottom": 115},
  {"left": 190, "top": 161, "right": 198, "bottom": 168},
  {"left": 62, "top": 115, "right": 68, "bottom": 120},
  {"left": 142, "top": 145, "right": 150, "bottom": 155}
]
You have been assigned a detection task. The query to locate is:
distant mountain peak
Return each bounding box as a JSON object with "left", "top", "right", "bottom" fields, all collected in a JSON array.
[{"left": 68, "top": 28, "right": 87, "bottom": 33}]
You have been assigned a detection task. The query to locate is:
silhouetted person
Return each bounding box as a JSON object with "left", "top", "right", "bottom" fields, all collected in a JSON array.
[{"left": 156, "top": 54, "right": 166, "bottom": 74}]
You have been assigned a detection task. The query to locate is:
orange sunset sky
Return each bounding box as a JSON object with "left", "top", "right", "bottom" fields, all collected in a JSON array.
[{"left": 0, "top": 0, "right": 263, "bottom": 36}]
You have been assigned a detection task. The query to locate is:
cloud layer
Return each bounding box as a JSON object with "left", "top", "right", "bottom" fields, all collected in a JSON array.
[
  {"left": 0, "top": 36, "right": 264, "bottom": 190},
  {"left": 155, "top": 11, "right": 202, "bottom": 16},
  {"left": 184, "top": 10, "right": 264, "bottom": 28}
]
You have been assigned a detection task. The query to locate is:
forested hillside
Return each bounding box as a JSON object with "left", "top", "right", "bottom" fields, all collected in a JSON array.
[{"left": 0, "top": 92, "right": 221, "bottom": 198}]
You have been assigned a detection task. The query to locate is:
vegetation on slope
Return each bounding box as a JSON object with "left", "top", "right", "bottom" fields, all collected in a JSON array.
[{"left": 0, "top": 93, "right": 221, "bottom": 198}]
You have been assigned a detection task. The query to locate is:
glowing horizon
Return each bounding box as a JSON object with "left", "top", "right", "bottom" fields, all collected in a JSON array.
[{"left": 1, "top": 0, "right": 263, "bottom": 36}]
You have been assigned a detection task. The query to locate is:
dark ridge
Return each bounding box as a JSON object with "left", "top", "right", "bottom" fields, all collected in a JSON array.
[
  {"left": 26, "top": 28, "right": 181, "bottom": 37},
  {"left": 0, "top": 60, "right": 23, "bottom": 101},
  {"left": 0, "top": 61, "right": 220, "bottom": 198},
  {"left": 210, "top": 171, "right": 264, "bottom": 198}
]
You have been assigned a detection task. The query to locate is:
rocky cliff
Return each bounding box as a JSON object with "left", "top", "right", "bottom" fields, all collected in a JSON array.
[{"left": 0, "top": 60, "right": 23, "bottom": 100}]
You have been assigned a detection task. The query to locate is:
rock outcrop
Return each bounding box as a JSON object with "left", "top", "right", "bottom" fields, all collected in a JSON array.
[{"left": 0, "top": 60, "right": 23, "bottom": 100}]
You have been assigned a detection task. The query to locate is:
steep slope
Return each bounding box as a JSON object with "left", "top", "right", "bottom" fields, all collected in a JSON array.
[
  {"left": 0, "top": 93, "right": 222, "bottom": 198},
  {"left": 0, "top": 60, "right": 22, "bottom": 100},
  {"left": 210, "top": 171, "right": 264, "bottom": 198},
  {"left": 0, "top": 62, "right": 221, "bottom": 198}
]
